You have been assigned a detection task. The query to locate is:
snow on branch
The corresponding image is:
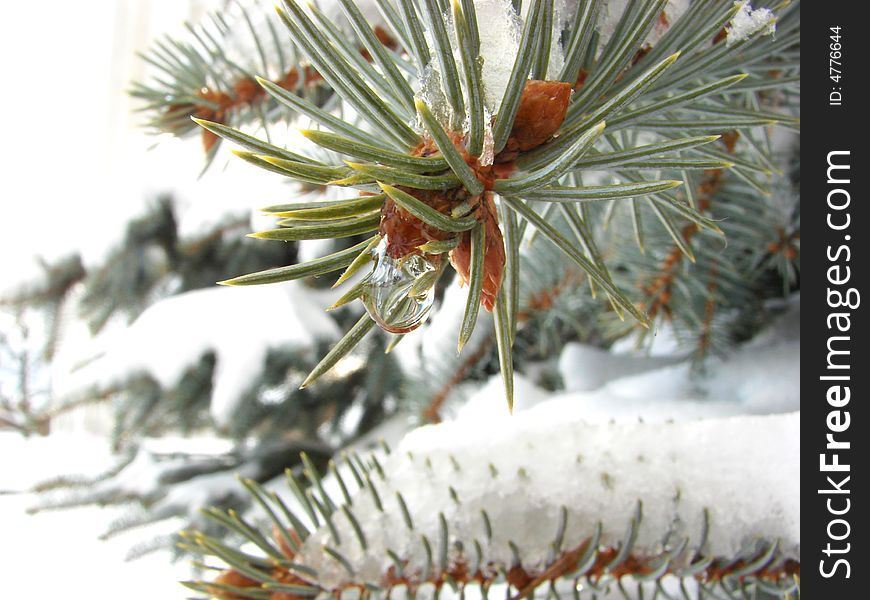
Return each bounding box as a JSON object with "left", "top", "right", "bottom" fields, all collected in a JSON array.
[
  {"left": 726, "top": 2, "right": 776, "bottom": 46},
  {"left": 57, "top": 284, "right": 341, "bottom": 428},
  {"left": 194, "top": 410, "right": 799, "bottom": 598},
  {"left": 295, "top": 412, "right": 799, "bottom": 590}
]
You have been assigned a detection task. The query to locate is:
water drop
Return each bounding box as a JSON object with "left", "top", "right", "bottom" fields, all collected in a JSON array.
[{"left": 361, "top": 239, "right": 439, "bottom": 334}]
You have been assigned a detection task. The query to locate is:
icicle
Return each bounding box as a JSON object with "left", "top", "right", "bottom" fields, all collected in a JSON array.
[
  {"left": 479, "top": 108, "right": 495, "bottom": 166},
  {"left": 361, "top": 239, "right": 438, "bottom": 334},
  {"left": 418, "top": 64, "right": 452, "bottom": 129},
  {"left": 475, "top": 0, "right": 522, "bottom": 111}
]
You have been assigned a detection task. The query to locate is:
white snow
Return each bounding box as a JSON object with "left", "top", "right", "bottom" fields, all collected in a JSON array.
[
  {"left": 558, "top": 332, "right": 800, "bottom": 421},
  {"left": 0, "top": 3, "right": 800, "bottom": 598},
  {"left": 55, "top": 284, "right": 341, "bottom": 428},
  {"left": 415, "top": 0, "right": 568, "bottom": 130},
  {"left": 558, "top": 342, "right": 683, "bottom": 392},
  {"left": 459, "top": 301, "right": 799, "bottom": 423},
  {"left": 456, "top": 372, "right": 550, "bottom": 420},
  {"left": 474, "top": 0, "right": 523, "bottom": 111},
  {"left": 296, "top": 411, "right": 799, "bottom": 588},
  {"left": 726, "top": 2, "right": 776, "bottom": 46}
]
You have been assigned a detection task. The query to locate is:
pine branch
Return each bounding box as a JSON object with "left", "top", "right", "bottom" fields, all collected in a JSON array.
[{"left": 187, "top": 413, "right": 800, "bottom": 599}]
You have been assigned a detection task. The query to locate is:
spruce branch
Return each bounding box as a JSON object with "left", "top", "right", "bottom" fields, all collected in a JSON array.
[
  {"left": 187, "top": 413, "right": 799, "bottom": 599},
  {"left": 188, "top": 0, "right": 797, "bottom": 402}
]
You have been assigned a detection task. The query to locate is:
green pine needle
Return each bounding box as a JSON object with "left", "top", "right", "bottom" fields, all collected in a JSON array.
[
  {"left": 458, "top": 222, "right": 485, "bottom": 353},
  {"left": 218, "top": 236, "right": 377, "bottom": 286},
  {"left": 300, "top": 314, "right": 376, "bottom": 389}
]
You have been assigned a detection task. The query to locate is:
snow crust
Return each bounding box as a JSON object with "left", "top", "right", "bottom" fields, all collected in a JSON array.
[{"left": 298, "top": 412, "right": 799, "bottom": 587}]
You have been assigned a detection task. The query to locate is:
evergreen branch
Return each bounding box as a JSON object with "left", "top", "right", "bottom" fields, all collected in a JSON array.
[
  {"left": 530, "top": 0, "right": 553, "bottom": 79},
  {"left": 306, "top": 4, "right": 409, "bottom": 108},
  {"left": 520, "top": 180, "right": 682, "bottom": 202},
  {"left": 231, "top": 151, "right": 349, "bottom": 184},
  {"left": 499, "top": 201, "right": 520, "bottom": 341},
  {"left": 253, "top": 158, "right": 353, "bottom": 184},
  {"left": 257, "top": 77, "right": 380, "bottom": 146},
  {"left": 333, "top": 236, "right": 381, "bottom": 288},
  {"left": 219, "top": 236, "right": 376, "bottom": 286},
  {"left": 187, "top": 415, "right": 799, "bottom": 599},
  {"left": 558, "top": 0, "right": 600, "bottom": 85},
  {"left": 276, "top": 1, "right": 418, "bottom": 147},
  {"left": 328, "top": 276, "right": 371, "bottom": 311},
  {"left": 193, "top": 118, "right": 316, "bottom": 163},
  {"left": 336, "top": 0, "right": 416, "bottom": 112},
  {"left": 647, "top": 197, "right": 695, "bottom": 262},
  {"left": 631, "top": 117, "right": 778, "bottom": 130},
  {"left": 395, "top": 0, "right": 431, "bottom": 70},
  {"left": 346, "top": 164, "right": 460, "bottom": 190},
  {"left": 571, "top": 0, "right": 667, "bottom": 116},
  {"left": 272, "top": 195, "right": 385, "bottom": 221},
  {"left": 616, "top": 157, "right": 734, "bottom": 170},
  {"left": 371, "top": 0, "right": 414, "bottom": 55},
  {"left": 567, "top": 50, "right": 681, "bottom": 133},
  {"left": 492, "top": 287, "right": 515, "bottom": 412},
  {"left": 568, "top": 135, "right": 720, "bottom": 171},
  {"left": 452, "top": 0, "right": 485, "bottom": 156},
  {"left": 525, "top": 53, "right": 679, "bottom": 167},
  {"left": 606, "top": 73, "right": 749, "bottom": 131}
]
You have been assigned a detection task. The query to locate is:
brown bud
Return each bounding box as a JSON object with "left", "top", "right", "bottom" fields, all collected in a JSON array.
[
  {"left": 268, "top": 567, "right": 313, "bottom": 600},
  {"left": 207, "top": 569, "right": 259, "bottom": 599},
  {"left": 449, "top": 194, "right": 505, "bottom": 311},
  {"left": 277, "top": 68, "right": 300, "bottom": 91},
  {"left": 379, "top": 188, "right": 469, "bottom": 259},
  {"left": 202, "top": 126, "right": 221, "bottom": 154},
  {"left": 373, "top": 26, "right": 398, "bottom": 50},
  {"left": 234, "top": 77, "right": 262, "bottom": 104},
  {"left": 273, "top": 526, "right": 302, "bottom": 560},
  {"left": 721, "top": 130, "right": 740, "bottom": 154},
  {"left": 504, "top": 80, "right": 573, "bottom": 153}
]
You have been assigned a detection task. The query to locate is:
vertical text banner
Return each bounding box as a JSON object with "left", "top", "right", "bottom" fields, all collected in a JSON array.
[{"left": 803, "top": 2, "right": 866, "bottom": 597}]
